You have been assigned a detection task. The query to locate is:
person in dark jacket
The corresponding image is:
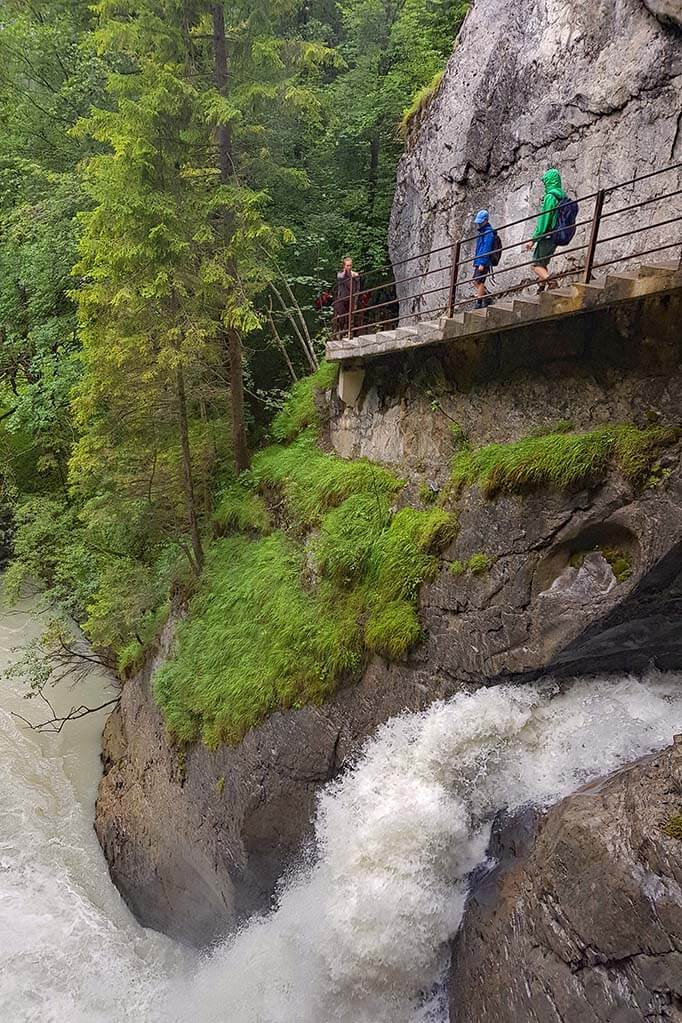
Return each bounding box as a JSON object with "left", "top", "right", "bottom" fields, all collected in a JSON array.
[
  {"left": 526, "top": 168, "right": 566, "bottom": 290},
  {"left": 472, "top": 209, "right": 495, "bottom": 308},
  {"left": 333, "top": 256, "right": 360, "bottom": 337}
]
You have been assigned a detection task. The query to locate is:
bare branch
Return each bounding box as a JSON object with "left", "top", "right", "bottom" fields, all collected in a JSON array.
[{"left": 13, "top": 696, "right": 121, "bottom": 734}]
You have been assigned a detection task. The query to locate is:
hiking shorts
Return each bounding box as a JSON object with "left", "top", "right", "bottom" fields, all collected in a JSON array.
[
  {"left": 532, "top": 236, "right": 557, "bottom": 269},
  {"left": 473, "top": 264, "right": 489, "bottom": 283}
]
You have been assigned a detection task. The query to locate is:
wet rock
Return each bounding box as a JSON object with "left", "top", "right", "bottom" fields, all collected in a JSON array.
[{"left": 449, "top": 739, "right": 682, "bottom": 1021}]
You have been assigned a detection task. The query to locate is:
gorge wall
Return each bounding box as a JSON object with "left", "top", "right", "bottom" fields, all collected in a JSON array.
[{"left": 389, "top": 0, "right": 682, "bottom": 313}]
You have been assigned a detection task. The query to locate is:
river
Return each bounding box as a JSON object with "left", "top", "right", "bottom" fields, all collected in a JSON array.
[{"left": 2, "top": 599, "right": 682, "bottom": 1023}]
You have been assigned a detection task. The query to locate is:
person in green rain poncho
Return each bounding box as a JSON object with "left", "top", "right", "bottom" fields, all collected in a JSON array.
[{"left": 526, "top": 168, "right": 567, "bottom": 291}]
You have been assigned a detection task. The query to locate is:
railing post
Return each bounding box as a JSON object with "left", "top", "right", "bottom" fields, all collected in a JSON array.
[
  {"left": 583, "top": 188, "right": 606, "bottom": 283},
  {"left": 347, "top": 273, "right": 354, "bottom": 340},
  {"left": 448, "top": 239, "right": 462, "bottom": 318}
]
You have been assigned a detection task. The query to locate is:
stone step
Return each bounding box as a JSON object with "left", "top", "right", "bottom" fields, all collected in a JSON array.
[
  {"left": 511, "top": 296, "right": 542, "bottom": 315},
  {"left": 603, "top": 270, "right": 642, "bottom": 298},
  {"left": 484, "top": 303, "right": 517, "bottom": 326},
  {"left": 463, "top": 310, "right": 489, "bottom": 332},
  {"left": 571, "top": 281, "right": 607, "bottom": 301},
  {"left": 639, "top": 260, "right": 680, "bottom": 277}
]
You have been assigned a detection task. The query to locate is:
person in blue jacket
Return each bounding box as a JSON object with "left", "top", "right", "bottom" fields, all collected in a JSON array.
[{"left": 472, "top": 209, "right": 495, "bottom": 308}]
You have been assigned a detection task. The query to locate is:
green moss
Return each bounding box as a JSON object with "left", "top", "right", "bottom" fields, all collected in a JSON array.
[
  {"left": 400, "top": 70, "right": 444, "bottom": 137},
  {"left": 154, "top": 490, "right": 457, "bottom": 746},
  {"left": 449, "top": 552, "right": 493, "bottom": 576},
  {"left": 419, "top": 481, "right": 438, "bottom": 505},
  {"left": 569, "top": 546, "right": 632, "bottom": 584},
  {"left": 449, "top": 424, "right": 679, "bottom": 498},
  {"left": 663, "top": 814, "right": 682, "bottom": 840},
  {"left": 216, "top": 775, "right": 225, "bottom": 796},
  {"left": 270, "top": 361, "right": 338, "bottom": 443},
  {"left": 600, "top": 546, "right": 632, "bottom": 584},
  {"left": 251, "top": 430, "right": 403, "bottom": 527},
  {"left": 214, "top": 485, "right": 270, "bottom": 536},
  {"left": 468, "top": 552, "right": 493, "bottom": 575}
]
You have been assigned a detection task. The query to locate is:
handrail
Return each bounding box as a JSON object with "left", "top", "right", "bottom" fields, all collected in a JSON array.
[
  {"left": 352, "top": 161, "right": 682, "bottom": 282},
  {"left": 325, "top": 161, "right": 682, "bottom": 342}
]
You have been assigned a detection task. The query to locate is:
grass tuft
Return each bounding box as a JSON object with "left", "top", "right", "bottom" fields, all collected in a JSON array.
[
  {"left": 449, "top": 552, "right": 493, "bottom": 576},
  {"left": 270, "top": 361, "right": 338, "bottom": 443},
  {"left": 251, "top": 430, "right": 403, "bottom": 526},
  {"left": 155, "top": 476, "right": 456, "bottom": 745},
  {"left": 214, "top": 485, "right": 270, "bottom": 536},
  {"left": 449, "top": 424, "right": 679, "bottom": 498},
  {"left": 400, "top": 70, "right": 444, "bottom": 138}
]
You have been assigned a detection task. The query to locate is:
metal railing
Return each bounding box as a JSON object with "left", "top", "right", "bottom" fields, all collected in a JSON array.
[{"left": 330, "top": 162, "right": 682, "bottom": 341}]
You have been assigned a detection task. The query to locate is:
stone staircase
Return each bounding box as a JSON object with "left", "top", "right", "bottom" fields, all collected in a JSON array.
[{"left": 325, "top": 259, "right": 682, "bottom": 364}]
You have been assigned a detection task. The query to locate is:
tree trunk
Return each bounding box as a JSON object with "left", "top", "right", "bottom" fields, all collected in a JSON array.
[
  {"left": 176, "top": 365, "right": 204, "bottom": 573},
  {"left": 368, "top": 130, "right": 380, "bottom": 217},
  {"left": 211, "top": 1, "right": 251, "bottom": 473},
  {"left": 227, "top": 327, "right": 250, "bottom": 473}
]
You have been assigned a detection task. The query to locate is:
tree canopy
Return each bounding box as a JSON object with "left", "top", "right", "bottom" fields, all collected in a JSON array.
[{"left": 0, "top": 0, "right": 468, "bottom": 670}]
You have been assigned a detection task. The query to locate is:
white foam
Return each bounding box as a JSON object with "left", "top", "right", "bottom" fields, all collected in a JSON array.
[{"left": 172, "top": 673, "right": 682, "bottom": 1023}]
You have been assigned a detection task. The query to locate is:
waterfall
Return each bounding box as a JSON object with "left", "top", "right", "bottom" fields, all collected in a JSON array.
[
  {"left": 2, "top": 602, "right": 681, "bottom": 1022},
  {"left": 167, "top": 673, "right": 682, "bottom": 1023}
]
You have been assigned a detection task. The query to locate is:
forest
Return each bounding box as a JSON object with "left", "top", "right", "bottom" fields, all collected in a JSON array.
[{"left": 0, "top": 0, "right": 468, "bottom": 712}]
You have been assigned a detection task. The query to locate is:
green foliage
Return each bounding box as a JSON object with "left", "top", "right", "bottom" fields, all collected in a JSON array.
[
  {"left": 450, "top": 421, "right": 469, "bottom": 451},
  {"left": 214, "top": 486, "right": 271, "bottom": 536},
  {"left": 419, "top": 481, "right": 438, "bottom": 504},
  {"left": 663, "top": 814, "right": 682, "bottom": 840},
  {"left": 155, "top": 442, "right": 457, "bottom": 744},
  {"left": 449, "top": 424, "right": 680, "bottom": 498},
  {"left": 468, "top": 552, "right": 493, "bottom": 574},
  {"left": 270, "top": 361, "right": 338, "bottom": 442},
  {"left": 251, "top": 430, "right": 403, "bottom": 525},
  {"left": 400, "top": 69, "right": 444, "bottom": 137},
  {"left": 449, "top": 552, "right": 493, "bottom": 576}
]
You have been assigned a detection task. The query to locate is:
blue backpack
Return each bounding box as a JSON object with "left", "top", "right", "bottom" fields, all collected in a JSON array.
[{"left": 554, "top": 196, "right": 579, "bottom": 246}]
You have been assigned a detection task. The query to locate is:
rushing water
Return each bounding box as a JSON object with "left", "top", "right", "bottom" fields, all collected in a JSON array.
[{"left": 2, "top": 599, "right": 682, "bottom": 1023}]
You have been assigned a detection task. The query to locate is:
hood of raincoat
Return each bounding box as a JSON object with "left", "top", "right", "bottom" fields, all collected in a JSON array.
[{"left": 543, "top": 168, "right": 565, "bottom": 196}]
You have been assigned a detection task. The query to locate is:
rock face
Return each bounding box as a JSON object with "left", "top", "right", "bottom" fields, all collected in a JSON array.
[
  {"left": 389, "top": 0, "right": 682, "bottom": 314},
  {"left": 97, "top": 444, "right": 682, "bottom": 945},
  {"left": 450, "top": 738, "right": 682, "bottom": 1021},
  {"left": 644, "top": 0, "right": 682, "bottom": 29}
]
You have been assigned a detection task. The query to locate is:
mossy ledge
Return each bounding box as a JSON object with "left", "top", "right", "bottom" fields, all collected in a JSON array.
[
  {"left": 448, "top": 423, "right": 680, "bottom": 499},
  {"left": 154, "top": 367, "right": 457, "bottom": 747}
]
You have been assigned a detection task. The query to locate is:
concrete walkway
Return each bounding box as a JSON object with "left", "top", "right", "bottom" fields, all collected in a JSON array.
[{"left": 325, "top": 260, "right": 682, "bottom": 370}]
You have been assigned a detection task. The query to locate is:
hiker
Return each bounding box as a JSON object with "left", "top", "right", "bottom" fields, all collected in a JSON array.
[
  {"left": 334, "top": 256, "right": 360, "bottom": 337},
  {"left": 526, "top": 168, "right": 567, "bottom": 291},
  {"left": 472, "top": 209, "right": 496, "bottom": 308}
]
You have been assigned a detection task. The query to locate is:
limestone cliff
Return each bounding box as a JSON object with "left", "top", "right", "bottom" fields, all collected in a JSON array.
[{"left": 389, "top": 0, "right": 682, "bottom": 313}]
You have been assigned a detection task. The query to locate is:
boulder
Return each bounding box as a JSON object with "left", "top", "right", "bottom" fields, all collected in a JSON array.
[{"left": 450, "top": 738, "right": 682, "bottom": 1021}]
